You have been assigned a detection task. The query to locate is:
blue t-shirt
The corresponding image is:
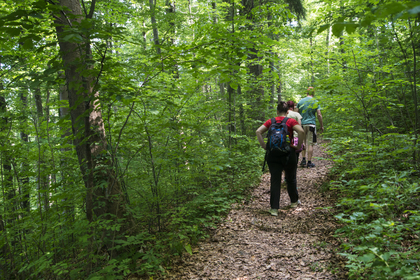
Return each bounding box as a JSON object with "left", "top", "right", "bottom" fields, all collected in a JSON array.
[{"left": 297, "top": 96, "right": 320, "bottom": 125}]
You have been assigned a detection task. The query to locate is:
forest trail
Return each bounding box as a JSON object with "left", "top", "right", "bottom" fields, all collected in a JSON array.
[{"left": 156, "top": 143, "right": 347, "bottom": 279}]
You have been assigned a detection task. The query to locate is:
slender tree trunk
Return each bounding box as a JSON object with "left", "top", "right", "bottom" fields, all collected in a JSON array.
[
  {"left": 339, "top": 7, "right": 346, "bottom": 72},
  {"left": 267, "top": 13, "right": 276, "bottom": 110},
  {"left": 310, "top": 37, "right": 315, "bottom": 85},
  {"left": 58, "top": 71, "right": 75, "bottom": 222},
  {"left": 241, "top": 0, "right": 265, "bottom": 125},
  {"left": 225, "top": 0, "right": 236, "bottom": 147},
  {"left": 269, "top": 58, "right": 276, "bottom": 109},
  {"left": 0, "top": 86, "right": 15, "bottom": 222},
  {"left": 166, "top": 0, "right": 179, "bottom": 78},
  {"left": 228, "top": 83, "right": 235, "bottom": 148},
  {"left": 325, "top": 26, "right": 330, "bottom": 75},
  {"left": 19, "top": 93, "right": 30, "bottom": 213},
  {"left": 237, "top": 85, "right": 246, "bottom": 135},
  {"left": 392, "top": 20, "right": 415, "bottom": 128},
  {"left": 149, "top": 0, "right": 162, "bottom": 55},
  {"left": 409, "top": 19, "right": 419, "bottom": 164},
  {"left": 212, "top": 2, "right": 218, "bottom": 24},
  {"left": 34, "top": 88, "right": 50, "bottom": 211},
  {"left": 278, "top": 75, "right": 283, "bottom": 103},
  {"left": 0, "top": 83, "right": 15, "bottom": 275}
]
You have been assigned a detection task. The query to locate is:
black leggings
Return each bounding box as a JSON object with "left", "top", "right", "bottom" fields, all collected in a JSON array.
[{"left": 267, "top": 149, "right": 299, "bottom": 209}]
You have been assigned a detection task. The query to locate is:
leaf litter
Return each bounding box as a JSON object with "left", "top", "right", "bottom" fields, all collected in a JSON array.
[{"left": 136, "top": 143, "right": 348, "bottom": 279}]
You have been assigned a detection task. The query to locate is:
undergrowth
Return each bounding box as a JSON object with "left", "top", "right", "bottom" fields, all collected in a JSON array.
[
  {"left": 90, "top": 140, "right": 263, "bottom": 279},
  {"left": 325, "top": 133, "right": 420, "bottom": 279},
  {"left": 2, "top": 138, "right": 262, "bottom": 280}
]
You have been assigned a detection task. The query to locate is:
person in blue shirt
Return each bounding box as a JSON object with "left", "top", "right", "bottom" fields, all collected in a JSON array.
[{"left": 297, "top": 87, "right": 324, "bottom": 168}]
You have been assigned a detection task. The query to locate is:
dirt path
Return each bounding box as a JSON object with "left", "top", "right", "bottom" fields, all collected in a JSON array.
[{"left": 158, "top": 144, "right": 347, "bottom": 279}]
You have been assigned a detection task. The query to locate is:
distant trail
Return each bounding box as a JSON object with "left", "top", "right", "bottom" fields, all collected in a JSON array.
[{"left": 155, "top": 142, "right": 347, "bottom": 279}]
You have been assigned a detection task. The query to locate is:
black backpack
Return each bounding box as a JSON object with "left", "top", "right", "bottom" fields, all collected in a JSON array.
[{"left": 266, "top": 117, "right": 291, "bottom": 157}]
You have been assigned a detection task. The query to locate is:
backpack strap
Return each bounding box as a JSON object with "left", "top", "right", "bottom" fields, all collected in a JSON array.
[
  {"left": 281, "top": 117, "right": 289, "bottom": 124},
  {"left": 270, "top": 117, "right": 277, "bottom": 126}
]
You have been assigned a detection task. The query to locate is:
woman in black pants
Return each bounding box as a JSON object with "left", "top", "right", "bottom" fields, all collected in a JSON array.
[{"left": 256, "top": 101, "right": 305, "bottom": 216}]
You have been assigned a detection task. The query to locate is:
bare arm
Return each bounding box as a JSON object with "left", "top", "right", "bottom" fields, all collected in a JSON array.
[
  {"left": 292, "top": 124, "right": 304, "bottom": 149},
  {"left": 317, "top": 109, "right": 324, "bottom": 132},
  {"left": 256, "top": 125, "right": 268, "bottom": 149}
]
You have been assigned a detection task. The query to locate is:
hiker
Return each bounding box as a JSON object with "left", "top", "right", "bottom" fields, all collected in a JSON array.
[
  {"left": 286, "top": 100, "right": 304, "bottom": 162},
  {"left": 297, "top": 87, "right": 324, "bottom": 168},
  {"left": 256, "top": 101, "right": 305, "bottom": 216}
]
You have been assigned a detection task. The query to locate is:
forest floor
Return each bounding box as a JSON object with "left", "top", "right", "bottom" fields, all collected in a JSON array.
[{"left": 145, "top": 142, "right": 348, "bottom": 279}]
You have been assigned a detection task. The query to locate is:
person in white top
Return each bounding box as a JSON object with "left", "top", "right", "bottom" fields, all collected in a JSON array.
[
  {"left": 286, "top": 101, "right": 304, "bottom": 162},
  {"left": 286, "top": 100, "right": 302, "bottom": 126}
]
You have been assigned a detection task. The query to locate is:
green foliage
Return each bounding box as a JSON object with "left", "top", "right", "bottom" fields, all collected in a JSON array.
[
  {"left": 316, "top": 1, "right": 420, "bottom": 37},
  {"left": 308, "top": 0, "right": 420, "bottom": 274},
  {"left": 1, "top": 0, "right": 269, "bottom": 278},
  {"left": 0, "top": 0, "right": 418, "bottom": 278},
  {"left": 322, "top": 131, "right": 420, "bottom": 279}
]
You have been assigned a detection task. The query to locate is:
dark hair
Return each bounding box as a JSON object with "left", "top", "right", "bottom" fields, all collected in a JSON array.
[
  {"left": 286, "top": 100, "right": 295, "bottom": 109},
  {"left": 276, "top": 101, "right": 288, "bottom": 114}
]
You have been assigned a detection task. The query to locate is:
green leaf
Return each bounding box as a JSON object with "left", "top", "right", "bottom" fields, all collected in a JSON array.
[
  {"left": 317, "top": 24, "right": 330, "bottom": 34},
  {"left": 381, "top": 2, "right": 406, "bottom": 16},
  {"left": 382, "top": 252, "right": 392, "bottom": 261},
  {"left": 332, "top": 23, "right": 345, "bottom": 37},
  {"left": 371, "top": 260, "right": 385, "bottom": 267},
  {"left": 358, "top": 253, "right": 376, "bottom": 263},
  {"left": 184, "top": 244, "right": 192, "bottom": 255},
  {"left": 2, "top": 9, "right": 27, "bottom": 21},
  {"left": 62, "top": 34, "right": 84, "bottom": 43},
  {"left": 23, "top": 38, "right": 34, "bottom": 49},
  {"left": 407, "top": 5, "right": 420, "bottom": 14},
  {"left": 32, "top": 0, "right": 47, "bottom": 9},
  {"left": 28, "top": 12, "right": 44, "bottom": 19},
  {"left": 1, "top": 27, "right": 22, "bottom": 36},
  {"left": 345, "top": 23, "right": 358, "bottom": 34},
  {"left": 361, "top": 15, "right": 375, "bottom": 27}
]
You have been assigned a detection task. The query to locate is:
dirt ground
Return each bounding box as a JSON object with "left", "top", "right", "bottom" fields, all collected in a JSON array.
[{"left": 153, "top": 143, "right": 348, "bottom": 279}]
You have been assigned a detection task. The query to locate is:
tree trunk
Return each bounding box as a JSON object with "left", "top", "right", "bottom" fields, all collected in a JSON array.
[
  {"left": 278, "top": 75, "right": 283, "bottom": 103},
  {"left": 149, "top": 0, "right": 162, "bottom": 55},
  {"left": 325, "top": 26, "right": 330, "bottom": 75},
  {"left": 0, "top": 83, "right": 15, "bottom": 275},
  {"left": 228, "top": 83, "right": 235, "bottom": 148},
  {"left": 34, "top": 88, "right": 50, "bottom": 211},
  {"left": 241, "top": 0, "right": 264, "bottom": 125},
  {"left": 0, "top": 86, "right": 15, "bottom": 223},
  {"left": 237, "top": 85, "right": 246, "bottom": 135},
  {"left": 19, "top": 92, "right": 30, "bottom": 213},
  {"left": 212, "top": 2, "right": 218, "bottom": 24},
  {"left": 58, "top": 72, "right": 75, "bottom": 220},
  {"left": 310, "top": 37, "right": 315, "bottom": 85},
  {"left": 53, "top": 0, "right": 132, "bottom": 249},
  {"left": 409, "top": 19, "right": 419, "bottom": 165}
]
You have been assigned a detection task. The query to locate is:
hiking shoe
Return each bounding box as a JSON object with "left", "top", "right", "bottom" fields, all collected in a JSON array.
[
  {"left": 307, "top": 162, "right": 315, "bottom": 168},
  {"left": 300, "top": 159, "right": 306, "bottom": 167},
  {"left": 270, "top": 209, "right": 278, "bottom": 216},
  {"left": 290, "top": 200, "right": 301, "bottom": 208}
]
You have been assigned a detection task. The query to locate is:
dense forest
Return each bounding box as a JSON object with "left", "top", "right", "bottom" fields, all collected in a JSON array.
[{"left": 0, "top": 0, "right": 419, "bottom": 279}]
